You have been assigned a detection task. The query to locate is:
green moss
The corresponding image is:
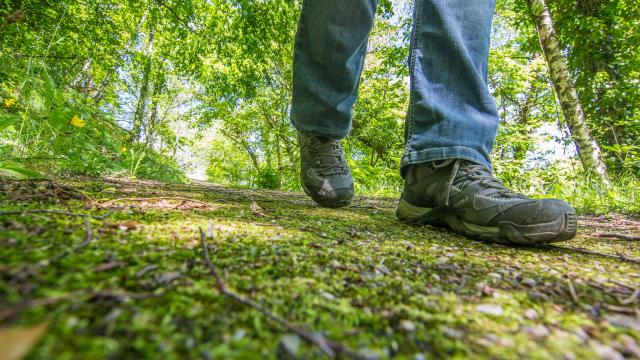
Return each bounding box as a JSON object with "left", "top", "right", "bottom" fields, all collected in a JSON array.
[{"left": 1, "top": 178, "right": 639, "bottom": 359}]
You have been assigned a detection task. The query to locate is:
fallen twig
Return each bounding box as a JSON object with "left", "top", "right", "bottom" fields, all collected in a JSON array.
[
  {"left": 621, "top": 287, "right": 640, "bottom": 305},
  {"left": 567, "top": 277, "right": 579, "bottom": 302},
  {"left": 553, "top": 245, "right": 640, "bottom": 264},
  {"left": 198, "top": 227, "right": 374, "bottom": 359},
  {"left": 100, "top": 196, "right": 213, "bottom": 207},
  {"left": 602, "top": 303, "right": 640, "bottom": 316},
  {"left": 596, "top": 233, "right": 640, "bottom": 241}
]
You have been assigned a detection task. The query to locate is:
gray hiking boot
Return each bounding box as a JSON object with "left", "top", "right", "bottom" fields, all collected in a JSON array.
[
  {"left": 396, "top": 159, "right": 577, "bottom": 245},
  {"left": 298, "top": 132, "right": 354, "bottom": 208}
]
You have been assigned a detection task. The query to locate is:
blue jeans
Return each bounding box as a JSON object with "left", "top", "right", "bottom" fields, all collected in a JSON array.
[{"left": 291, "top": 0, "right": 499, "bottom": 175}]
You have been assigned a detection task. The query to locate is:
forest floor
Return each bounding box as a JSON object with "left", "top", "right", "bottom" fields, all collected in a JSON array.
[{"left": 2, "top": 177, "right": 640, "bottom": 359}]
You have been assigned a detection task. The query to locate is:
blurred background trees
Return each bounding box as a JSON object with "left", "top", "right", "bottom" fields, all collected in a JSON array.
[{"left": 1, "top": 0, "right": 638, "bottom": 213}]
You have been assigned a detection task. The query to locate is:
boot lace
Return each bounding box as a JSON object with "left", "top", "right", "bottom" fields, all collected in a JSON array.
[
  {"left": 437, "top": 159, "right": 524, "bottom": 206},
  {"left": 308, "top": 138, "right": 347, "bottom": 177}
]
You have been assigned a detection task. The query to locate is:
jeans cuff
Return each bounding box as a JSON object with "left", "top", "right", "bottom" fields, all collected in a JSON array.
[
  {"left": 400, "top": 146, "right": 493, "bottom": 178},
  {"left": 291, "top": 120, "right": 349, "bottom": 140}
]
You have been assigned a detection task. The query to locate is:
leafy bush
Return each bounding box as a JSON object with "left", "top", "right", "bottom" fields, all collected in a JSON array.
[{"left": 0, "top": 62, "right": 184, "bottom": 182}]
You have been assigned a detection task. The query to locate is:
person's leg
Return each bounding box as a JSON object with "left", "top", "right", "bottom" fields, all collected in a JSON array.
[
  {"left": 397, "top": 0, "right": 577, "bottom": 244},
  {"left": 291, "top": 0, "right": 377, "bottom": 139},
  {"left": 291, "top": 0, "right": 378, "bottom": 208},
  {"left": 402, "top": 0, "right": 498, "bottom": 173}
]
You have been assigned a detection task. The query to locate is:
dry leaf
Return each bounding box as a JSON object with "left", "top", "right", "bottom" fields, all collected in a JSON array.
[
  {"left": 0, "top": 323, "right": 48, "bottom": 360},
  {"left": 250, "top": 200, "right": 268, "bottom": 217}
]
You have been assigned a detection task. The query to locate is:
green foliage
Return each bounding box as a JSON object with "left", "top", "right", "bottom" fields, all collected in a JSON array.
[
  {"left": 503, "top": 0, "right": 640, "bottom": 174},
  {"left": 1, "top": 0, "right": 638, "bottom": 214},
  {"left": 0, "top": 61, "right": 184, "bottom": 182}
]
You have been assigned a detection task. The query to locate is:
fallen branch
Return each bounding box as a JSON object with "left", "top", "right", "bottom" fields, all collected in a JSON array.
[
  {"left": 198, "top": 227, "right": 374, "bottom": 359},
  {"left": 596, "top": 233, "right": 640, "bottom": 241}
]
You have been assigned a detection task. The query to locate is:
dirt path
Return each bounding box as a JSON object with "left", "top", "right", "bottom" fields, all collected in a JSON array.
[{"left": 1, "top": 177, "right": 640, "bottom": 359}]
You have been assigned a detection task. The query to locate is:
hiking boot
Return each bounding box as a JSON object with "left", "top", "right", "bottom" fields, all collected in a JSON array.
[
  {"left": 396, "top": 159, "right": 577, "bottom": 245},
  {"left": 298, "top": 132, "right": 354, "bottom": 208}
]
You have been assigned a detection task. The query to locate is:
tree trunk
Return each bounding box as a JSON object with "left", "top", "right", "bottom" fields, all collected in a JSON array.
[
  {"left": 526, "top": 0, "right": 609, "bottom": 183},
  {"left": 130, "top": 24, "right": 154, "bottom": 143},
  {"left": 145, "top": 74, "right": 165, "bottom": 148},
  {"left": 275, "top": 136, "right": 283, "bottom": 190}
]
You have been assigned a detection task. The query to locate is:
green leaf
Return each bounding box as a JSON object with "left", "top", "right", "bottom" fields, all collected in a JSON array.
[
  {"left": 49, "top": 108, "right": 73, "bottom": 132},
  {"left": 41, "top": 62, "right": 57, "bottom": 109},
  {"left": 0, "top": 161, "right": 43, "bottom": 179},
  {"left": 0, "top": 113, "right": 17, "bottom": 133}
]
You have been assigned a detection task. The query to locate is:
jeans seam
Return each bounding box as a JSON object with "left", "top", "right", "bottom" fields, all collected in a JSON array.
[{"left": 406, "top": 0, "right": 423, "bottom": 154}]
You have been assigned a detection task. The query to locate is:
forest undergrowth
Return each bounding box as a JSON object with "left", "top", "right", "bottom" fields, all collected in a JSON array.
[{"left": 2, "top": 176, "right": 640, "bottom": 359}]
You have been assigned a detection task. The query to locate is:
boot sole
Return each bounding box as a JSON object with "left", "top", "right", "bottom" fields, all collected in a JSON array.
[
  {"left": 301, "top": 183, "right": 352, "bottom": 209},
  {"left": 396, "top": 198, "right": 577, "bottom": 245}
]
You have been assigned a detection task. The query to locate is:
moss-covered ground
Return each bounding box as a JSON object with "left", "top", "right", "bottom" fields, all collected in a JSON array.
[{"left": 2, "top": 177, "right": 640, "bottom": 359}]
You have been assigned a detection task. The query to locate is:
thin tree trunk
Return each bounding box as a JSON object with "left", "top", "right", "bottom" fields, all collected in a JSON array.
[
  {"left": 131, "top": 25, "right": 154, "bottom": 143},
  {"left": 145, "top": 74, "right": 165, "bottom": 148},
  {"left": 172, "top": 131, "right": 181, "bottom": 160},
  {"left": 526, "top": 0, "right": 610, "bottom": 183},
  {"left": 275, "top": 136, "right": 283, "bottom": 190}
]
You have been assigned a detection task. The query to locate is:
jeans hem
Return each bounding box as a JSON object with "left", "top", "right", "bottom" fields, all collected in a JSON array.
[
  {"left": 292, "top": 121, "right": 349, "bottom": 140},
  {"left": 400, "top": 146, "right": 492, "bottom": 178}
]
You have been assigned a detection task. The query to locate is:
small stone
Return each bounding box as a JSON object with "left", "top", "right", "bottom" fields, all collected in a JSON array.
[
  {"left": 399, "top": 320, "right": 416, "bottom": 332},
  {"left": 498, "top": 269, "right": 511, "bottom": 277},
  {"left": 426, "top": 287, "right": 443, "bottom": 295},
  {"left": 621, "top": 335, "right": 640, "bottom": 358},
  {"left": 522, "top": 278, "right": 538, "bottom": 287},
  {"left": 375, "top": 264, "right": 390, "bottom": 275},
  {"left": 476, "top": 304, "right": 503, "bottom": 316},
  {"left": 530, "top": 291, "right": 548, "bottom": 301},
  {"left": 488, "top": 272, "right": 502, "bottom": 281},
  {"left": 592, "top": 343, "right": 624, "bottom": 360},
  {"left": 523, "top": 325, "right": 550, "bottom": 339},
  {"left": 523, "top": 308, "right": 539, "bottom": 320},
  {"left": 278, "top": 334, "right": 301, "bottom": 358},
  {"left": 232, "top": 329, "right": 246, "bottom": 341},
  {"left": 606, "top": 314, "right": 640, "bottom": 331},
  {"left": 319, "top": 290, "right": 336, "bottom": 301},
  {"left": 574, "top": 328, "right": 590, "bottom": 343},
  {"left": 441, "top": 326, "right": 463, "bottom": 340}
]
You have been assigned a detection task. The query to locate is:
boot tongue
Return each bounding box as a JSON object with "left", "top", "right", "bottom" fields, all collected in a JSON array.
[
  {"left": 319, "top": 156, "right": 339, "bottom": 166},
  {"left": 310, "top": 135, "right": 332, "bottom": 145}
]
